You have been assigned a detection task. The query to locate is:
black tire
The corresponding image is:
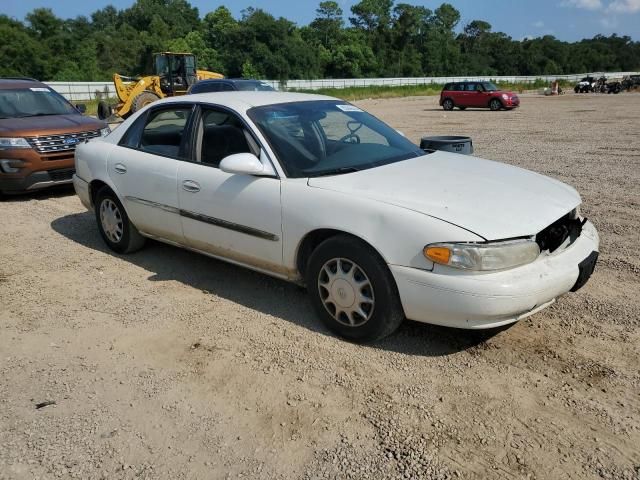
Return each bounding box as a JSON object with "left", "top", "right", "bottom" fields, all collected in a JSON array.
[
  {"left": 305, "top": 235, "right": 404, "bottom": 342},
  {"left": 94, "top": 187, "right": 145, "bottom": 254},
  {"left": 489, "top": 99, "right": 502, "bottom": 111},
  {"left": 131, "top": 91, "right": 160, "bottom": 114},
  {"left": 574, "top": 86, "right": 580, "bottom": 93},
  {"left": 97, "top": 101, "right": 111, "bottom": 120},
  {"left": 458, "top": 106, "right": 467, "bottom": 110},
  {"left": 442, "top": 98, "right": 454, "bottom": 111}
]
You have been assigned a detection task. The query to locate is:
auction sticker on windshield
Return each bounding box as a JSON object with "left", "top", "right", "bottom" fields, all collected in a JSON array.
[{"left": 336, "top": 104, "right": 363, "bottom": 112}]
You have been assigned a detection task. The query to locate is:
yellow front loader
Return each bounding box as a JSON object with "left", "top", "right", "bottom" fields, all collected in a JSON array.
[{"left": 98, "top": 52, "right": 223, "bottom": 120}]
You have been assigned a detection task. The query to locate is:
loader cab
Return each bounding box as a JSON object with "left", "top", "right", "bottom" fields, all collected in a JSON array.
[{"left": 154, "top": 52, "right": 197, "bottom": 95}]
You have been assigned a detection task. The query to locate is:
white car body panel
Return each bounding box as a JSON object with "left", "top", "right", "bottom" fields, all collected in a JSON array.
[
  {"left": 177, "top": 160, "right": 284, "bottom": 273},
  {"left": 308, "top": 152, "right": 581, "bottom": 240},
  {"left": 108, "top": 146, "right": 183, "bottom": 244},
  {"left": 73, "top": 91, "right": 600, "bottom": 331}
]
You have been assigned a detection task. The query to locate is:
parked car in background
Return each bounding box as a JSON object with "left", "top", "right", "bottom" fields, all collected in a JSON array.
[
  {"left": 188, "top": 79, "right": 276, "bottom": 94},
  {"left": 440, "top": 81, "right": 520, "bottom": 111},
  {"left": 0, "top": 78, "right": 108, "bottom": 195},
  {"left": 73, "top": 92, "right": 598, "bottom": 342},
  {"left": 574, "top": 76, "right": 596, "bottom": 93}
]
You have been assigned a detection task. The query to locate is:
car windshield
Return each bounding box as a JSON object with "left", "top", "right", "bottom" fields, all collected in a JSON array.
[
  {"left": 481, "top": 82, "right": 499, "bottom": 91},
  {"left": 0, "top": 88, "right": 77, "bottom": 119},
  {"left": 248, "top": 100, "right": 425, "bottom": 178},
  {"left": 235, "top": 81, "right": 275, "bottom": 91}
]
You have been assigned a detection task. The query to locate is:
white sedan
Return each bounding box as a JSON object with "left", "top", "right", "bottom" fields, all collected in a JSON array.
[{"left": 73, "top": 92, "right": 599, "bottom": 341}]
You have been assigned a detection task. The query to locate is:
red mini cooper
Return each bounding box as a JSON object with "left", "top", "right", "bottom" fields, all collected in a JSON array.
[{"left": 439, "top": 81, "right": 520, "bottom": 111}]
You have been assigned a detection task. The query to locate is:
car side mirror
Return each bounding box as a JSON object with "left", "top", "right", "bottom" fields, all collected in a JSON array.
[
  {"left": 75, "top": 103, "right": 87, "bottom": 113},
  {"left": 220, "top": 153, "right": 268, "bottom": 176}
]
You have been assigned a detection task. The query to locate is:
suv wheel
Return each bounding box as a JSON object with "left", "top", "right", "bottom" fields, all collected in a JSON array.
[
  {"left": 95, "top": 187, "right": 145, "bottom": 254},
  {"left": 442, "top": 98, "right": 454, "bottom": 111},
  {"left": 489, "top": 99, "right": 502, "bottom": 111},
  {"left": 306, "top": 235, "right": 405, "bottom": 342}
]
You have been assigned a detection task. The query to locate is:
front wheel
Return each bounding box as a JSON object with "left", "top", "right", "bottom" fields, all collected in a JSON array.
[
  {"left": 306, "top": 235, "right": 405, "bottom": 342},
  {"left": 489, "top": 99, "right": 502, "bottom": 111},
  {"left": 131, "top": 91, "right": 160, "bottom": 114},
  {"left": 95, "top": 187, "right": 145, "bottom": 254},
  {"left": 442, "top": 98, "right": 454, "bottom": 111}
]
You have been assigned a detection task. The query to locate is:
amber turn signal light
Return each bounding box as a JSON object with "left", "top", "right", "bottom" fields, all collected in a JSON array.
[{"left": 424, "top": 246, "right": 451, "bottom": 264}]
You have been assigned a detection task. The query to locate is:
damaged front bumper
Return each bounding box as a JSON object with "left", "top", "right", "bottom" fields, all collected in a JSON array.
[{"left": 390, "top": 220, "right": 599, "bottom": 329}]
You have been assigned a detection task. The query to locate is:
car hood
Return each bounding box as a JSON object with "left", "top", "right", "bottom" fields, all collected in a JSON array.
[
  {"left": 307, "top": 151, "right": 581, "bottom": 240},
  {"left": 0, "top": 114, "right": 105, "bottom": 137}
]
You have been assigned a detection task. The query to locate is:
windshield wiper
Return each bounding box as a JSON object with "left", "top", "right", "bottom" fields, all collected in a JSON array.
[{"left": 309, "top": 166, "right": 360, "bottom": 177}]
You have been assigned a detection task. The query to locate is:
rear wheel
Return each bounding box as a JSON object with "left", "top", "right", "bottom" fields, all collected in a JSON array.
[
  {"left": 95, "top": 187, "right": 145, "bottom": 254},
  {"left": 306, "top": 235, "right": 405, "bottom": 342},
  {"left": 131, "top": 91, "right": 160, "bottom": 114},
  {"left": 442, "top": 98, "right": 454, "bottom": 111},
  {"left": 489, "top": 99, "right": 502, "bottom": 111}
]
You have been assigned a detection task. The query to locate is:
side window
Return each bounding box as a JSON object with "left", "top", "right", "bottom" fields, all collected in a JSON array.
[
  {"left": 466, "top": 83, "right": 477, "bottom": 91},
  {"left": 139, "top": 107, "right": 193, "bottom": 159},
  {"left": 453, "top": 83, "right": 465, "bottom": 91},
  {"left": 119, "top": 113, "right": 147, "bottom": 148},
  {"left": 198, "top": 108, "right": 254, "bottom": 167},
  {"left": 443, "top": 83, "right": 452, "bottom": 91},
  {"left": 221, "top": 83, "right": 235, "bottom": 91}
]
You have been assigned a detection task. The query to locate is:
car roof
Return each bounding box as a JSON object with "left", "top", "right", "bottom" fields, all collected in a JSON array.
[
  {"left": 161, "top": 91, "right": 336, "bottom": 111},
  {"left": 0, "top": 78, "right": 45, "bottom": 90}
]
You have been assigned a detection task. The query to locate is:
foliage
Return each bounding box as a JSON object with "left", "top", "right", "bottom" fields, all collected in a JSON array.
[{"left": 0, "top": 1, "right": 638, "bottom": 82}]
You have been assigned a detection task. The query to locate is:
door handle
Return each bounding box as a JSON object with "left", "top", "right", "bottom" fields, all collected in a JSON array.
[
  {"left": 182, "top": 180, "right": 201, "bottom": 193},
  {"left": 114, "top": 163, "right": 127, "bottom": 174}
]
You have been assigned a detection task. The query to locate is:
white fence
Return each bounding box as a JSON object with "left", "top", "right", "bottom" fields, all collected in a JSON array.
[{"left": 45, "top": 72, "right": 639, "bottom": 101}]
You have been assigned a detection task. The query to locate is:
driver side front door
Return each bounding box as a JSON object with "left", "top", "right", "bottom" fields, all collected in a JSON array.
[{"left": 177, "top": 106, "right": 285, "bottom": 276}]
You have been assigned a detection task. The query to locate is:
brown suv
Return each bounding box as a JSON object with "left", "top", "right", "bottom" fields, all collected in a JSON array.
[{"left": 0, "top": 78, "right": 108, "bottom": 194}]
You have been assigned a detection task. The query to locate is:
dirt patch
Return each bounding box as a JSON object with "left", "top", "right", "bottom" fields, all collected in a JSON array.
[{"left": 1, "top": 93, "right": 639, "bottom": 479}]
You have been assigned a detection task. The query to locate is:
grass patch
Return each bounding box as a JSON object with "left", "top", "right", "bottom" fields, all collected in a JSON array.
[{"left": 290, "top": 78, "right": 575, "bottom": 101}]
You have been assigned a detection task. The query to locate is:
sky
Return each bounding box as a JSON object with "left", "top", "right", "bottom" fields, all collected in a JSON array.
[{"left": 2, "top": 0, "right": 639, "bottom": 41}]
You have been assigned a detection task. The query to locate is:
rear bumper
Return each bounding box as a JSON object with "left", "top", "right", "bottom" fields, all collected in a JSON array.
[
  {"left": 72, "top": 174, "right": 92, "bottom": 210},
  {"left": 504, "top": 97, "right": 520, "bottom": 108},
  {"left": 390, "top": 221, "right": 599, "bottom": 329},
  {"left": 0, "top": 168, "right": 75, "bottom": 193}
]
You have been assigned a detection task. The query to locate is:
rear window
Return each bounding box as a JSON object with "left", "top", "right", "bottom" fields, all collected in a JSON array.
[{"left": 443, "top": 83, "right": 452, "bottom": 91}]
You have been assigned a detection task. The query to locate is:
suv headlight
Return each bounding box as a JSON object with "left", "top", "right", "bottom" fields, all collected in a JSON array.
[
  {"left": 424, "top": 239, "right": 540, "bottom": 271},
  {"left": 501, "top": 93, "right": 509, "bottom": 100},
  {"left": 0, "top": 137, "right": 31, "bottom": 150},
  {"left": 100, "top": 127, "right": 111, "bottom": 137}
]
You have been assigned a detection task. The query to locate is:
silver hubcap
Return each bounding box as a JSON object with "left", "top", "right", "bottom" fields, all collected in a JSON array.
[
  {"left": 318, "top": 258, "right": 375, "bottom": 327},
  {"left": 100, "top": 198, "right": 123, "bottom": 243}
]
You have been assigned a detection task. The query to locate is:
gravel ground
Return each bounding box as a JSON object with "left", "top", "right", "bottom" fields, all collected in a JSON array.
[{"left": 1, "top": 93, "right": 639, "bottom": 480}]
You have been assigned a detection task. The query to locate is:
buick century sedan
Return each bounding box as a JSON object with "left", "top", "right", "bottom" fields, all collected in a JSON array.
[{"left": 73, "top": 92, "right": 599, "bottom": 341}]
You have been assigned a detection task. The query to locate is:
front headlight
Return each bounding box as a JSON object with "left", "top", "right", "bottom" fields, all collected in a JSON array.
[
  {"left": 0, "top": 137, "right": 31, "bottom": 150},
  {"left": 424, "top": 239, "right": 540, "bottom": 271},
  {"left": 100, "top": 127, "right": 111, "bottom": 137},
  {"left": 501, "top": 93, "right": 509, "bottom": 100}
]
